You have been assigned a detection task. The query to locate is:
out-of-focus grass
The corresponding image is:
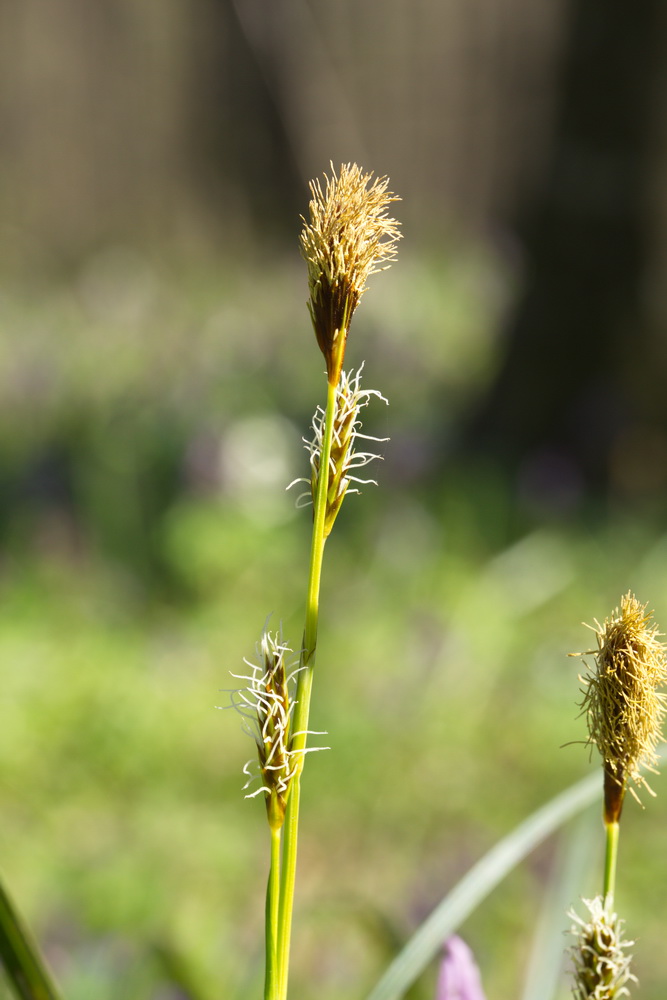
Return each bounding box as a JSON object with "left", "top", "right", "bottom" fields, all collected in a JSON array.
[
  {"left": 2, "top": 507, "right": 667, "bottom": 999},
  {"left": 0, "top": 241, "right": 503, "bottom": 592},
  {"left": 1, "top": 249, "right": 667, "bottom": 999}
]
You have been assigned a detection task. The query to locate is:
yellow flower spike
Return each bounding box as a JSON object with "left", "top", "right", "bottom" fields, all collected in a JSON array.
[
  {"left": 300, "top": 162, "right": 401, "bottom": 385},
  {"left": 576, "top": 592, "right": 667, "bottom": 823}
]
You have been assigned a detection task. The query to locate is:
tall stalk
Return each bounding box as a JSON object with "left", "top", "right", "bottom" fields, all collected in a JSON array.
[
  {"left": 264, "top": 826, "right": 281, "bottom": 999},
  {"left": 602, "top": 818, "right": 619, "bottom": 907},
  {"left": 229, "top": 163, "right": 400, "bottom": 1000},
  {"left": 275, "top": 378, "right": 336, "bottom": 997}
]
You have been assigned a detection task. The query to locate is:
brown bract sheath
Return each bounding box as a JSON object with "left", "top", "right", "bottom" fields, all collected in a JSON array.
[
  {"left": 300, "top": 163, "right": 401, "bottom": 385},
  {"left": 603, "top": 763, "right": 625, "bottom": 825}
]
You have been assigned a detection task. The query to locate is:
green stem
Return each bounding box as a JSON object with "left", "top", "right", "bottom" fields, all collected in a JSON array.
[
  {"left": 603, "top": 820, "right": 619, "bottom": 908},
  {"left": 264, "top": 825, "right": 282, "bottom": 1000},
  {"left": 0, "top": 876, "right": 63, "bottom": 1000},
  {"left": 275, "top": 377, "right": 337, "bottom": 998}
]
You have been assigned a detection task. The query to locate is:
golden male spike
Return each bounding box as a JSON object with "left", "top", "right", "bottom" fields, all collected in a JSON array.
[
  {"left": 578, "top": 592, "right": 667, "bottom": 822},
  {"left": 300, "top": 162, "right": 401, "bottom": 385}
]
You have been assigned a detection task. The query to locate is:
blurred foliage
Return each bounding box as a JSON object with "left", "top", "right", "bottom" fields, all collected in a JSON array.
[
  {"left": 2, "top": 252, "right": 667, "bottom": 999},
  {"left": 3, "top": 492, "right": 667, "bottom": 999},
  {"left": 0, "top": 242, "right": 506, "bottom": 596}
]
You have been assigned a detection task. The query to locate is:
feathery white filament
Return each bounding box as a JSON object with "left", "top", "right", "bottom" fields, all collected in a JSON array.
[{"left": 288, "top": 364, "right": 388, "bottom": 509}]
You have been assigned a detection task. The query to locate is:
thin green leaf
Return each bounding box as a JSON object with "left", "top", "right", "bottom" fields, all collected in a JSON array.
[
  {"left": 0, "top": 878, "right": 63, "bottom": 1000},
  {"left": 519, "top": 806, "right": 599, "bottom": 1000},
  {"left": 365, "top": 772, "right": 601, "bottom": 1000}
]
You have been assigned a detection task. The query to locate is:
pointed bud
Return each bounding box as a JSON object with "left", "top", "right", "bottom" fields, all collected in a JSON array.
[{"left": 436, "top": 936, "right": 487, "bottom": 1000}]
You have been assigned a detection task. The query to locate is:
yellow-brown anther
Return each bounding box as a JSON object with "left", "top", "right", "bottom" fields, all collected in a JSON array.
[
  {"left": 300, "top": 163, "right": 401, "bottom": 385},
  {"left": 577, "top": 593, "right": 667, "bottom": 822}
]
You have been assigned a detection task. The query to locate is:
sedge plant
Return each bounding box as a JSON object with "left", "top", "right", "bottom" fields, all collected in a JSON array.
[
  {"left": 568, "top": 593, "right": 667, "bottom": 998},
  {"left": 229, "top": 163, "right": 401, "bottom": 1000}
]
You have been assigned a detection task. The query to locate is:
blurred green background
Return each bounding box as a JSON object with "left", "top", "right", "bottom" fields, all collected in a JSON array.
[{"left": 2, "top": 2, "right": 667, "bottom": 999}]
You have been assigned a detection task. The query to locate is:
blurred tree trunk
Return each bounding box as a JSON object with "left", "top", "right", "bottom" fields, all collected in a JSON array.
[
  {"left": 190, "top": 0, "right": 304, "bottom": 240},
  {"left": 466, "top": 0, "right": 667, "bottom": 500}
]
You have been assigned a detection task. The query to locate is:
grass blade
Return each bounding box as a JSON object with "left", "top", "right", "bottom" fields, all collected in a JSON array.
[
  {"left": 365, "top": 772, "right": 601, "bottom": 1000},
  {"left": 0, "top": 878, "right": 63, "bottom": 1000},
  {"left": 519, "top": 806, "right": 599, "bottom": 1000}
]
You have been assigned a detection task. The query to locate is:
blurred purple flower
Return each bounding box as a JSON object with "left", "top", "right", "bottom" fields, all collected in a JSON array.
[{"left": 436, "top": 936, "right": 487, "bottom": 1000}]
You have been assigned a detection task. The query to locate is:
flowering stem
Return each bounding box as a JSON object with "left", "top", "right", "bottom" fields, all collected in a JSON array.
[
  {"left": 264, "top": 824, "right": 282, "bottom": 1000},
  {"left": 275, "top": 377, "right": 337, "bottom": 998},
  {"left": 603, "top": 819, "right": 620, "bottom": 907}
]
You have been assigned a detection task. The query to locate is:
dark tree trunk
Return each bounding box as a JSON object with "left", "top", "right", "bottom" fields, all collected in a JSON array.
[
  {"left": 190, "top": 0, "right": 304, "bottom": 241},
  {"left": 466, "top": 0, "right": 666, "bottom": 501}
]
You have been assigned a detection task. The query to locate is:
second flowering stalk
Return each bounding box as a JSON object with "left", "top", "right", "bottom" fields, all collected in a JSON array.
[{"left": 569, "top": 594, "right": 667, "bottom": 998}]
